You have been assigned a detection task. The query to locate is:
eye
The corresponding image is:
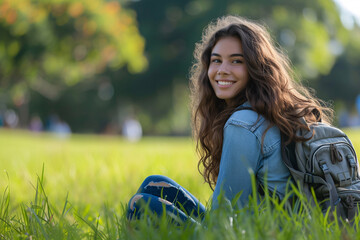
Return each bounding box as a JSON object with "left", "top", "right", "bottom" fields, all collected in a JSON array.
[
  {"left": 210, "top": 58, "right": 221, "bottom": 63},
  {"left": 232, "top": 59, "right": 243, "bottom": 64}
]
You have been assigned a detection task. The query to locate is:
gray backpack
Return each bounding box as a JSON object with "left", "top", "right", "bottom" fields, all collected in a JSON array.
[{"left": 282, "top": 119, "right": 360, "bottom": 221}]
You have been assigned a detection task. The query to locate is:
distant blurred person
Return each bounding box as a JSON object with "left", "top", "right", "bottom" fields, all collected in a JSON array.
[
  {"left": 47, "top": 114, "right": 71, "bottom": 138},
  {"left": 126, "top": 15, "right": 335, "bottom": 223},
  {"left": 29, "top": 115, "right": 43, "bottom": 132},
  {"left": 53, "top": 120, "right": 71, "bottom": 138},
  {"left": 122, "top": 117, "right": 142, "bottom": 142},
  {"left": 4, "top": 109, "right": 19, "bottom": 128},
  {"left": 356, "top": 94, "right": 360, "bottom": 117}
]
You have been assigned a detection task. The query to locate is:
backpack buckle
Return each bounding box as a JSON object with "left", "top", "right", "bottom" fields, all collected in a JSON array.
[
  {"left": 347, "top": 155, "right": 356, "bottom": 167},
  {"left": 320, "top": 162, "right": 329, "bottom": 173},
  {"left": 334, "top": 197, "right": 341, "bottom": 206}
]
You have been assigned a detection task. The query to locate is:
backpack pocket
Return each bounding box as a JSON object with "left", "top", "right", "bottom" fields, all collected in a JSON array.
[
  {"left": 310, "top": 141, "right": 358, "bottom": 187},
  {"left": 337, "top": 186, "right": 360, "bottom": 220},
  {"left": 318, "top": 184, "right": 360, "bottom": 220}
]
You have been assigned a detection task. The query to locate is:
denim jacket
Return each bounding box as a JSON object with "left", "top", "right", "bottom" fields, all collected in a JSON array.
[{"left": 212, "top": 102, "right": 291, "bottom": 209}]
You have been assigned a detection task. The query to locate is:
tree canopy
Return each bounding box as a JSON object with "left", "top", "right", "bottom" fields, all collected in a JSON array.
[
  {"left": 0, "top": 0, "right": 147, "bottom": 103},
  {"left": 1, "top": 0, "right": 359, "bottom": 134}
]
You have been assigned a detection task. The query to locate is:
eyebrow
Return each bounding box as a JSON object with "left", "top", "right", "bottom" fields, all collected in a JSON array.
[{"left": 211, "top": 53, "right": 244, "bottom": 57}]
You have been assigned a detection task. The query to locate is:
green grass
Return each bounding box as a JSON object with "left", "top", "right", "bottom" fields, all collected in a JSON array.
[
  {"left": 0, "top": 129, "right": 211, "bottom": 208},
  {"left": 0, "top": 128, "right": 360, "bottom": 239}
]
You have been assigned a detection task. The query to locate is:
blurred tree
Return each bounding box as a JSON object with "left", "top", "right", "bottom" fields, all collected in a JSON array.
[
  {"left": 1, "top": 0, "right": 359, "bottom": 133},
  {"left": 119, "top": 0, "right": 357, "bottom": 134},
  {"left": 311, "top": 25, "right": 360, "bottom": 108},
  {"left": 0, "top": 0, "right": 147, "bottom": 126}
]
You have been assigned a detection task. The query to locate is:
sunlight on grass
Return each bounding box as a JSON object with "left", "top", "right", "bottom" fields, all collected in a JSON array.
[
  {"left": 0, "top": 128, "right": 360, "bottom": 239},
  {"left": 0, "top": 129, "right": 212, "bottom": 211}
]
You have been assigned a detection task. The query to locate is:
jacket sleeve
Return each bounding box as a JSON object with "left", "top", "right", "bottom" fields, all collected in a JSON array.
[{"left": 212, "top": 123, "right": 261, "bottom": 210}]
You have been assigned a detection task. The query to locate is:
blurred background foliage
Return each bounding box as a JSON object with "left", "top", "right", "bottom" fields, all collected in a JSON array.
[{"left": 0, "top": 0, "right": 359, "bottom": 135}]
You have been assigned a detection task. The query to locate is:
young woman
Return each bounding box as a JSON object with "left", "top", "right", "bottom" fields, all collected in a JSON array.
[{"left": 126, "top": 15, "right": 333, "bottom": 223}]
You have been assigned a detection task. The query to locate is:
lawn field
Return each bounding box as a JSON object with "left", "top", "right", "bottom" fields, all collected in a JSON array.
[
  {"left": 0, "top": 129, "right": 212, "bottom": 209},
  {"left": 1, "top": 128, "right": 360, "bottom": 239}
]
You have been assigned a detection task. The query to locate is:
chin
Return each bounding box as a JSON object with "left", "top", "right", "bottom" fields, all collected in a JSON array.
[{"left": 216, "top": 94, "right": 233, "bottom": 101}]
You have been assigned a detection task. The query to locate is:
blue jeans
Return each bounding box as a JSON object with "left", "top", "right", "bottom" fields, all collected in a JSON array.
[{"left": 127, "top": 175, "right": 206, "bottom": 223}]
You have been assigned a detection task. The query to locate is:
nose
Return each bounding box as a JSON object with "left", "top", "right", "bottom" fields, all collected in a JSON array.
[{"left": 217, "top": 62, "right": 230, "bottom": 75}]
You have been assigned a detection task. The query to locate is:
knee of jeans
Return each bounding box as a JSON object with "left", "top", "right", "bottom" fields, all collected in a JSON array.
[
  {"left": 142, "top": 175, "right": 174, "bottom": 188},
  {"left": 143, "top": 175, "right": 167, "bottom": 184},
  {"left": 128, "top": 194, "right": 144, "bottom": 211}
]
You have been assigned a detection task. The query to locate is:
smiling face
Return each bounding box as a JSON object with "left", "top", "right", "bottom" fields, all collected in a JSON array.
[{"left": 208, "top": 36, "right": 249, "bottom": 105}]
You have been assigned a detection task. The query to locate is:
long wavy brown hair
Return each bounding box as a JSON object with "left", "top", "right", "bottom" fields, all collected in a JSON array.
[{"left": 190, "top": 15, "right": 333, "bottom": 190}]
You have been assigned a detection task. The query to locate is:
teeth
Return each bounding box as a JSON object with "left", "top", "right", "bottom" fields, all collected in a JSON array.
[{"left": 218, "top": 81, "right": 233, "bottom": 86}]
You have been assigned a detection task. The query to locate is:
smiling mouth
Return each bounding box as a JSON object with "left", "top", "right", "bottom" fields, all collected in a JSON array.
[{"left": 216, "top": 80, "right": 235, "bottom": 86}]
